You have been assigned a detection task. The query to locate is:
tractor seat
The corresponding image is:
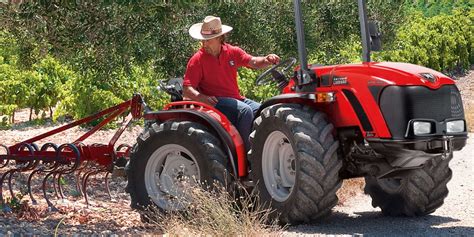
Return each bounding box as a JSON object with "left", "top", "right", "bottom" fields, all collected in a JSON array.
[{"left": 160, "top": 77, "right": 183, "bottom": 102}]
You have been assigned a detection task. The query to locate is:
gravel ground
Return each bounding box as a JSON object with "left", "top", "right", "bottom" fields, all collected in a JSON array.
[
  {"left": 0, "top": 70, "right": 473, "bottom": 235},
  {"left": 286, "top": 134, "right": 474, "bottom": 236}
]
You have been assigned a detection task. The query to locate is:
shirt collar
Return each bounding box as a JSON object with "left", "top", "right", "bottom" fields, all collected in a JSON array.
[{"left": 200, "top": 43, "right": 228, "bottom": 56}]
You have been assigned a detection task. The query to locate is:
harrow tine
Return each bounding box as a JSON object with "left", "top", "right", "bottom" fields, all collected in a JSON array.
[
  {"left": 6, "top": 144, "right": 37, "bottom": 205},
  {"left": 0, "top": 170, "right": 14, "bottom": 212},
  {"left": 104, "top": 171, "right": 112, "bottom": 199},
  {"left": 52, "top": 173, "right": 60, "bottom": 199},
  {"left": 42, "top": 171, "right": 59, "bottom": 211},
  {"left": 7, "top": 169, "right": 18, "bottom": 200},
  {"left": 0, "top": 144, "right": 10, "bottom": 168},
  {"left": 57, "top": 173, "right": 65, "bottom": 199},
  {"left": 52, "top": 144, "right": 82, "bottom": 203},
  {"left": 27, "top": 169, "right": 43, "bottom": 205},
  {"left": 75, "top": 168, "right": 84, "bottom": 197},
  {"left": 28, "top": 143, "right": 60, "bottom": 205},
  {"left": 82, "top": 169, "right": 101, "bottom": 206},
  {"left": 0, "top": 144, "right": 11, "bottom": 212}
]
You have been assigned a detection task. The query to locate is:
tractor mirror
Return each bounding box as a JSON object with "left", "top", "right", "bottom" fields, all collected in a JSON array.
[{"left": 368, "top": 21, "right": 382, "bottom": 51}]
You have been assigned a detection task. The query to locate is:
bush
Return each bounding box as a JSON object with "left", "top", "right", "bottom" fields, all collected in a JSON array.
[
  {"left": 375, "top": 9, "right": 473, "bottom": 73},
  {"left": 238, "top": 68, "right": 279, "bottom": 103}
]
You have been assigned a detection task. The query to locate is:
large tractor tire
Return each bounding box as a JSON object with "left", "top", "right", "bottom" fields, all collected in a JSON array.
[
  {"left": 364, "top": 155, "right": 452, "bottom": 216},
  {"left": 249, "top": 104, "right": 343, "bottom": 224},
  {"left": 126, "top": 120, "right": 230, "bottom": 214}
]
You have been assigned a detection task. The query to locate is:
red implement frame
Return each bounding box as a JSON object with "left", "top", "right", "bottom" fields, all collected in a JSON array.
[{"left": 0, "top": 94, "right": 144, "bottom": 209}]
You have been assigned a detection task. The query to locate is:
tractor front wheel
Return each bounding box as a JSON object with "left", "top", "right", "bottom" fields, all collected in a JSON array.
[
  {"left": 249, "top": 104, "right": 342, "bottom": 224},
  {"left": 364, "top": 155, "right": 452, "bottom": 216}
]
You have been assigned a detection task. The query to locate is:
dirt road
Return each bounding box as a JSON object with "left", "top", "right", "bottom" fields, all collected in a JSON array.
[{"left": 287, "top": 134, "right": 474, "bottom": 236}]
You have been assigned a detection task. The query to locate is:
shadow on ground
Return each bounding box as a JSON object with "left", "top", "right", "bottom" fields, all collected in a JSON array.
[{"left": 288, "top": 211, "right": 474, "bottom": 236}]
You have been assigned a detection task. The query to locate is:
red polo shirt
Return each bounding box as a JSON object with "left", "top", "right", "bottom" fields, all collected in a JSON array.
[{"left": 183, "top": 43, "right": 253, "bottom": 99}]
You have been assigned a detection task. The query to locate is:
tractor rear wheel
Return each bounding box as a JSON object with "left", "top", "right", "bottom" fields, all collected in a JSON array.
[
  {"left": 126, "top": 121, "right": 230, "bottom": 215},
  {"left": 249, "top": 104, "right": 342, "bottom": 224},
  {"left": 364, "top": 155, "right": 452, "bottom": 216}
]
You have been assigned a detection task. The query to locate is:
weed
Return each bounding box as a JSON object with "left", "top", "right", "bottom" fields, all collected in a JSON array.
[{"left": 143, "top": 185, "right": 282, "bottom": 236}]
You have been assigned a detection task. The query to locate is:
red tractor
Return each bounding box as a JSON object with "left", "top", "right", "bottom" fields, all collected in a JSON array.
[{"left": 124, "top": 0, "right": 468, "bottom": 224}]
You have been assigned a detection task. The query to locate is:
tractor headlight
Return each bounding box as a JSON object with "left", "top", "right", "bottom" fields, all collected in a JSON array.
[
  {"left": 446, "top": 120, "right": 465, "bottom": 133},
  {"left": 413, "top": 121, "right": 432, "bottom": 135}
]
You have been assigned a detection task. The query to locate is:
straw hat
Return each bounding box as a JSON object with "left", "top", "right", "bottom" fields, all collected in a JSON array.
[{"left": 189, "top": 16, "right": 233, "bottom": 40}]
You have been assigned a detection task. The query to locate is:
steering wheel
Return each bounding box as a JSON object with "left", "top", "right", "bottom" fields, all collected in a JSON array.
[{"left": 255, "top": 57, "right": 297, "bottom": 86}]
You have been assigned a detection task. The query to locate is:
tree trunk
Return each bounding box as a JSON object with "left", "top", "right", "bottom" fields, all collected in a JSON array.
[
  {"left": 49, "top": 107, "right": 53, "bottom": 119},
  {"left": 11, "top": 111, "right": 15, "bottom": 124},
  {"left": 30, "top": 108, "right": 33, "bottom": 121}
]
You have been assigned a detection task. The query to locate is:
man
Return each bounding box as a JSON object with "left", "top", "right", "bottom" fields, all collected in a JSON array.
[{"left": 183, "top": 15, "right": 280, "bottom": 151}]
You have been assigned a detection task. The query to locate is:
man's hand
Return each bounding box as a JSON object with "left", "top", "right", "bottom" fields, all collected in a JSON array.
[
  {"left": 249, "top": 54, "right": 281, "bottom": 69},
  {"left": 197, "top": 93, "right": 218, "bottom": 106},
  {"left": 265, "top": 54, "right": 280, "bottom": 65},
  {"left": 183, "top": 85, "right": 218, "bottom": 106}
]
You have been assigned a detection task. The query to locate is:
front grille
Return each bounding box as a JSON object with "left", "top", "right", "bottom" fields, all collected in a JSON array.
[{"left": 379, "top": 85, "right": 464, "bottom": 139}]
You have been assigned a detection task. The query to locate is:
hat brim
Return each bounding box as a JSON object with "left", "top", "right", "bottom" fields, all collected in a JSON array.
[{"left": 189, "top": 23, "right": 233, "bottom": 40}]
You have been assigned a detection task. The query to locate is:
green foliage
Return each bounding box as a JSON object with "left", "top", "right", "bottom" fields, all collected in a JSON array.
[
  {"left": 0, "top": 63, "right": 30, "bottom": 121},
  {"left": 238, "top": 68, "right": 279, "bottom": 103},
  {"left": 375, "top": 9, "right": 473, "bottom": 72},
  {"left": 407, "top": 0, "right": 472, "bottom": 16},
  {"left": 1, "top": 1, "right": 472, "bottom": 127}
]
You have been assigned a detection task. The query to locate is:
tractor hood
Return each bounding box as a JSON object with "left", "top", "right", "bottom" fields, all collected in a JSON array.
[{"left": 321, "top": 62, "right": 455, "bottom": 90}]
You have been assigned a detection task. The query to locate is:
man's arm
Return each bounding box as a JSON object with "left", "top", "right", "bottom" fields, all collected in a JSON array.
[
  {"left": 248, "top": 54, "right": 280, "bottom": 69},
  {"left": 183, "top": 85, "right": 218, "bottom": 106}
]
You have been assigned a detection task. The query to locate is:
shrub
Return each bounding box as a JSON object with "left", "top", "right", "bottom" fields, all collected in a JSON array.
[
  {"left": 238, "top": 67, "right": 279, "bottom": 103},
  {"left": 375, "top": 9, "right": 473, "bottom": 73}
]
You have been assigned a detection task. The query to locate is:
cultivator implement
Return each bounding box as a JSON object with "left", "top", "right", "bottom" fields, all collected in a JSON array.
[{"left": 0, "top": 94, "right": 144, "bottom": 212}]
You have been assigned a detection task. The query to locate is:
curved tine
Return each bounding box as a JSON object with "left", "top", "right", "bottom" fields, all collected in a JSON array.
[
  {"left": 41, "top": 143, "right": 60, "bottom": 172},
  {"left": 82, "top": 169, "right": 100, "bottom": 207},
  {"left": 75, "top": 169, "right": 83, "bottom": 196},
  {"left": 0, "top": 144, "right": 11, "bottom": 168},
  {"left": 0, "top": 169, "right": 15, "bottom": 211},
  {"left": 30, "top": 143, "right": 40, "bottom": 151},
  {"left": 52, "top": 172, "right": 60, "bottom": 199},
  {"left": 8, "top": 143, "right": 37, "bottom": 201},
  {"left": 104, "top": 171, "right": 112, "bottom": 200},
  {"left": 56, "top": 173, "right": 65, "bottom": 199},
  {"left": 74, "top": 160, "right": 90, "bottom": 197},
  {"left": 40, "top": 143, "right": 59, "bottom": 152},
  {"left": 27, "top": 169, "right": 43, "bottom": 205},
  {"left": 42, "top": 171, "right": 59, "bottom": 212},
  {"left": 116, "top": 144, "right": 132, "bottom": 152},
  {"left": 26, "top": 143, "right": 60, "bottom": 204},
  {"left": 75, "top": 161, "right": 89, "bottom": 195},
  {"left": 57, "top": 143, "right": 81, "bottom": 175}
]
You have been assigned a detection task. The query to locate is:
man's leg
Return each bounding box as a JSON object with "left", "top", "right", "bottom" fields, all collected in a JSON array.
[
  {"left": 215, "top": 97, "right": 254, "bottom": 151},
  {"left": 242, "top": 98, "right": 261, "bottom": 116}
]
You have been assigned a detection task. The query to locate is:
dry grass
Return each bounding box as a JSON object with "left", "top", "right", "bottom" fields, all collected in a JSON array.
[
  {"left": 145, "top": 185, "right": 282, "bottom": 236},
  {"left": 465, "top": 106, "right": 474, "bottom": 132},
  {"left": 337, "top": 178, "right": 365, "bottom": 206}
]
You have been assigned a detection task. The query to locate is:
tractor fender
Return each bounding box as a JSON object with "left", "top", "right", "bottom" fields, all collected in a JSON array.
[
  {"left": 257, "top": 93, "right": 315, "bottom": 116},
  {"left": 143, "top": 109, "right": 242, "bottom": 178}
]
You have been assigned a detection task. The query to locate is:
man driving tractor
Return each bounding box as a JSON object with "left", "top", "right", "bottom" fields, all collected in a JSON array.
[{"left": 183, "top": 15, "right": 280, "bottom": 151}]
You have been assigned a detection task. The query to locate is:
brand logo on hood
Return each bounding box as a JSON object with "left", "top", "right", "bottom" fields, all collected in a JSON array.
[{"left": 420, "top": 73, "right": 438, "bottom": 83}]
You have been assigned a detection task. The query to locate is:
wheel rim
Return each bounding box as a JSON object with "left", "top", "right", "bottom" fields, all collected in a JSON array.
[
  {"left": 262, "top": 131, "right": 296, "bottom": 202},
  {"left": 144, "top": 144, "right": 200, "bottom": 211}
]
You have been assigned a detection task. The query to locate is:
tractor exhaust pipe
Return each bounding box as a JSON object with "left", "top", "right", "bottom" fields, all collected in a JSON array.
[
  {"left": 293, "top": 0, "right": 312, "bottom": 87},
  {"left": 358, "top": 0, "right": 371, "bottom": 62}
]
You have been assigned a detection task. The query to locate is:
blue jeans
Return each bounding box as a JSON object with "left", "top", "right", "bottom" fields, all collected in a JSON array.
[{"left": 215, "top": 97, "right": 261, "bottom": 151}]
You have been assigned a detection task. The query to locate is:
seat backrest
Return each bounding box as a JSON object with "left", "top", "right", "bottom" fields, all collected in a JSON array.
[{"left": 161, "top": 77, "right": 183, "bottom": 102}]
